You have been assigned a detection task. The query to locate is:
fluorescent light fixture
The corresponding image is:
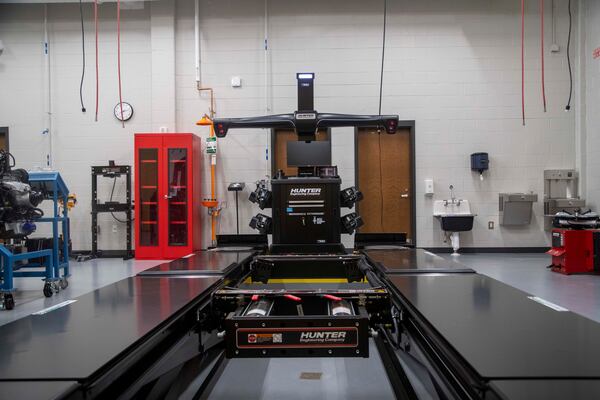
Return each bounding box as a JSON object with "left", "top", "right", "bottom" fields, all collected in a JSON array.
[{"left": 297, "top": 73, "right": 314, "bottom": 80}]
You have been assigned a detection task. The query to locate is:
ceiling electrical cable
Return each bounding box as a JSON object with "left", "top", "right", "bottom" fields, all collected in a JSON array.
[
  {"left": 378, "top": 0, "right": 387, "bottom": 116},
  {"left": 79, "top": 0, "right": 86, "bottom": 112},
  {"left": 110, "top": 176, "right": 128, "bottom": 224},
  {"left": 117, "top": 0, "right": 125, "bottom": 128},
  {"left": 378, "top": 133, "right": 384, "bottom": 232},
  {"left": 94, "top": 0, "right": 99, "bottom": 121},
  {"left": 521, "top": 0, "right": 526, "bottom": 126},
  {"left": 565, "top": 0, "right": 573, "bottom": 111},
  {"left": 540, "top": 0, "right": 547, "bottom": 112},
  {"left": 377, "top": 0, "right": 388, "bottom": 232}
]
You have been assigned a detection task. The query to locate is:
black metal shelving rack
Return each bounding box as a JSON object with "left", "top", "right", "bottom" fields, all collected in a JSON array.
[{"left": 91, "top": 164, "right": 134, "bottom": 260}]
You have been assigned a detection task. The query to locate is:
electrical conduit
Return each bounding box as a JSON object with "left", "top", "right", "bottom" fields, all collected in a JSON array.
[
  {"left": 541, "top": 0, "right": 547, "bottom": 112},
  {"left": 43, "top": 4, "right": 53, "bottom": 168},
  {"left": 521, "top": 0, "right": 526, "bottom": 126},
  {"left": 195, "top": 0, "right": 219, "bottom": 246},
  {"left": 94, "top": 0, "right": 99, "bottom": 122},
  {"left": 117, "top": 0, "right": 124, "bottom": 128}
]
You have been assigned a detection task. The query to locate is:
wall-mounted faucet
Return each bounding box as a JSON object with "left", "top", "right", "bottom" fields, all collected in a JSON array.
[{"left": 444, "top": 185, "right": 462, "bottom": 206}]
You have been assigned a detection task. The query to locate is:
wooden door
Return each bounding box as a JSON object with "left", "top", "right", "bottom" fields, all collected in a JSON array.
[
  {"left": 0, "top": 127, "right": 8, "bottom": 151},
  {"left": 357, "top": 128, "right": 413, "bottom": 242},
  {"left": 273, "top": 129, "right": 329, "bottom": 176}
]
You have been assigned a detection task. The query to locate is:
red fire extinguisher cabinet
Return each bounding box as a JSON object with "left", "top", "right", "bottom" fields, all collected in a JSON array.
[{"left": 134, "top": 133, "right": 202, "bottom": 259}]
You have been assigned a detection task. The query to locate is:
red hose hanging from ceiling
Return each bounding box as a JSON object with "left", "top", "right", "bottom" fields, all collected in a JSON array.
[
  {"left": 541, "top": 0, "right": 547, "bottom": 112},
  {"left": 117, "top": 0, "right": 124, "bottom": 128},
  {"left": 521, "top": 0, "right": 525, "bottom": 126},
  {"left": 94, "top": 0, "right": 99, "bottom": 122}
]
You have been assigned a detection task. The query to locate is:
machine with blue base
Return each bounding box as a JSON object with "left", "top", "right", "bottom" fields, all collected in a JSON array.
[{"left": 0, "top": 151, "right": 70, "bottom": 310}]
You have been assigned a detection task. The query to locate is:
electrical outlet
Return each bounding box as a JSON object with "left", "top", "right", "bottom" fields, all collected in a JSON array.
[
  {"left": 112, "top": 224, "right": 118, "bottom": 234},
  {"left": 488, "top": 221, "right": 494, "bottom": 230}
]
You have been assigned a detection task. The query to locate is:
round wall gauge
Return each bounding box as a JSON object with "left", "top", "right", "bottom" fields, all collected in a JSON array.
[{"left": 114, "top": 102, "right": 134, "bottom": 121}]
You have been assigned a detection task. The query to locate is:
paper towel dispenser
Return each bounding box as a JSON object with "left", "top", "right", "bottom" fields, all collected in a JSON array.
[{"left": 471, "top": 153, "right": 489, "bottom": 180}]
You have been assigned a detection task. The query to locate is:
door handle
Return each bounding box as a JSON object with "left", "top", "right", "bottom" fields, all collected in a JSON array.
[{"left": 401, "top": 194, "right": 409, "bottom": 198}]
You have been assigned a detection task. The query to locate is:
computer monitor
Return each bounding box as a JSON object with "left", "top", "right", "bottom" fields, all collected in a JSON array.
[{"left": 287, "top": 140, "right": 331, "bottom": 167}]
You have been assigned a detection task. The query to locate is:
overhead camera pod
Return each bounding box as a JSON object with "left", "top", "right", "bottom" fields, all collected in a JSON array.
[
  {"left": 248, "top": 180, "right": 272, "bottom": 210},
  {"left": 340, "top": 186, "right": 364, "bottom": 209},
  {"left": 249, "top": 213, "right": 272, "bottom": 235},
  {"left": 213, "top": 73, "right": 400, "bottom": 141}
]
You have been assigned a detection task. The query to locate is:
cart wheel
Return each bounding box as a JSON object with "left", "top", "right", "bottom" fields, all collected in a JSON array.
[
  {"left": 59, "top": 278, "right": 69, "bottom": 290},
  {"left": 3, "top": 294, "right": 14, "bottom": 310},
  {"left": 43, "top": 283, "right": 53, "bottom": 298}
]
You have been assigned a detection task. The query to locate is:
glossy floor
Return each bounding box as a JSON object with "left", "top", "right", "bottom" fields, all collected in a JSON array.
[
  {"left": 0, "top": 258, "right": 161, "bottom": 326},
  {"left": 1, "top": 253, "right": 600, "bottom": 326},
  {"left": 439, "top": 253, "right": 600, "bottom": 323}
]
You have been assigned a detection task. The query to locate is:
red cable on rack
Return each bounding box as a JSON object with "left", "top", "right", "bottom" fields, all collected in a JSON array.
[
  {"left": 94, "top": 0, "right": 99, "bottom": 122},
  {"left": 541, "top": 0, "right": 547, "bottom": 112},
  {"left": 117, "top": 0, "right": 124, "bottom": 128},
  {"left": 521, "top": 0, "right": 526, "bottom": 126}
]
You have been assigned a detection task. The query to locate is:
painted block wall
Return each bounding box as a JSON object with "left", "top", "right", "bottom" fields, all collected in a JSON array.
[
  {"left": 585, "top": 0, "right": 600, "bottom": 211},
  {"left": 0, "top": 0, "right": 579, "bottom": 250}
]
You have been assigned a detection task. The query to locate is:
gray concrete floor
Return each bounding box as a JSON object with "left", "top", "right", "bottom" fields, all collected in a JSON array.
[
  {"left": 0, "top": 258, "right": 161, "bottom": 326},
  {"left": 439, "top": 253, "right": 600, "bottom": 323},
  {"left": 2, "top": 253, "right": 600, "bottom": 327}
]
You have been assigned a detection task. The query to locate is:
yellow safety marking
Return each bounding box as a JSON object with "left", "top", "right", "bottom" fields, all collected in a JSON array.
[{"left": 243, "top": 277, "right": 364, "bottom": 284}]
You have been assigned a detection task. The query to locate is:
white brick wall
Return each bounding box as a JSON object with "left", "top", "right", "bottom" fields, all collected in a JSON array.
[{"left": 0, "top": 0, "right": 581, "bottom": 250}]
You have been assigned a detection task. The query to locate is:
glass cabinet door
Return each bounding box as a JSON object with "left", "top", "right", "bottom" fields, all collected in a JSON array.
[
  {"left": 167, "top": 148, "right": 188, "bottom": 246},
  {"left": 138, "top": 148, "right": 159, "bottom": 246}
]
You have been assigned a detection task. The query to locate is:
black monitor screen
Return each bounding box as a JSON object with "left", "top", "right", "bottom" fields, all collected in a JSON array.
[{"left": 287, "top": 141, "right": 331, "bottom": 167}]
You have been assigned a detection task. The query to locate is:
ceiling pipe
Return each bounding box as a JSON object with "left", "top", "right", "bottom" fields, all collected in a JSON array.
[
  {"left": 264, "top": 0, "right": 269, "bottom": 114},
  {"left": 194, "top": 0, "right": 201, "bottom": 86},
  {"left": 43, "top": 3, "right": 53, "bottom": 168},
  {"left": 194, "top": 0, "right": 215, "bottom": 116},
  {"left": 194, "top": 0, "right": 220, "bottom": 246},
  {"left": 264, "top": 0, "right": 270, "bottom": 178}
]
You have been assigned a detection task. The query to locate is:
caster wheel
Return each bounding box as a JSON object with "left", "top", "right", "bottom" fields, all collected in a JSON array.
[
  {"left": 59, "top": 278, "right": 68, "bottom": 290},
  {"left": 3, "top": 294, "right": 14, "bottom": 310},
  {"left": 43, "top": 283, "right": 53, "bottom": 298}
]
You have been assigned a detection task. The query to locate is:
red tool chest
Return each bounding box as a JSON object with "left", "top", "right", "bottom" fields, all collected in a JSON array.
[{"left": 134, "top": 133, "right": 202, "bottom": 259}]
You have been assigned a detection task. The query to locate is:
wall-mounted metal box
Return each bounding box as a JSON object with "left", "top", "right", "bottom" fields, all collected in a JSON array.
[
  {"left": 499, "top": 193, "right": 538, "bottom": 226},
  {"left": 543, "top": 169, "right": 584, "bottom": 230}
]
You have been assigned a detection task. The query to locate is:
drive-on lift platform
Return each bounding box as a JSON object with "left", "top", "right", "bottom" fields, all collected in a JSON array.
[{"left": 1, "top": 74, "right": 600, "bottom": 399}]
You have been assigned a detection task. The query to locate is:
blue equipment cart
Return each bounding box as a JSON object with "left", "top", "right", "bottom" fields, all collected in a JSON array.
[{"left": 0, "top": 171, "right": 70, "bottom": 310}]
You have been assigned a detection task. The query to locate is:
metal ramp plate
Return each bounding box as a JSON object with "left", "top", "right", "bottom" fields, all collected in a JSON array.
[
  {"left": 0, "top": 275, "right": 219, "bottom": 381},
  {"left": 364, "top": 248, "right": 475, "bottom": 274},
  {"left": 490, "top": 379, "right": 600, "bottom": 400},
  {"left": 138, "top": 250, "right": 256, "bottom": 276},
  {"left": 0, "top": 381, "right": 78, "bottom": 400},
  {"left": 388, "top": 274, "right": 600, "bottom": 379}
]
